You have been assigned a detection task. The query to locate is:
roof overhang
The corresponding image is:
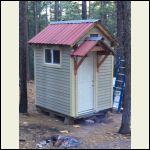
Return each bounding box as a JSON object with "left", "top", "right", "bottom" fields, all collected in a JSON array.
[
  {"left": 28, "top": 19, "right": 118, "bottom": 47},
  {"left": 71, "top": 37, "right": 115, "bottom": 57}
]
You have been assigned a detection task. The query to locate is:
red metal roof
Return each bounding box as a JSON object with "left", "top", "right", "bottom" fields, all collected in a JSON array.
[
  {"left": 71, "top": 40, "right": 98, "bottom": 57},
  {"left": 28, "top": 23, "right": 95, "bottom": 45}
]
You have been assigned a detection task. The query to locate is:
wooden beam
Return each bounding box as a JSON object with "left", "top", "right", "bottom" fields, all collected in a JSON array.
[
  {"left": 97, "top": 51, "right": 112, "bottom": 55},
  {"left": 99, "top": 42, "right": 115, "bottom": 55},
  {"left": 97, "top": 55, "right": 108, "bottom": 72},
  {"left": 74, "top": 56, "right": 87, "bottom": 75},
  {"left": 96, "top": 23, "right": 118, "bottom": 46}
]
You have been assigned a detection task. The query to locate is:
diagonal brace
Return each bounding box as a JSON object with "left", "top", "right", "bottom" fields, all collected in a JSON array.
[
  {"left": 74, "top": 56, "right": 87, "bottom": 75},
  {"left": 97, "top": 55, "right": 108, "bottom": 72}
]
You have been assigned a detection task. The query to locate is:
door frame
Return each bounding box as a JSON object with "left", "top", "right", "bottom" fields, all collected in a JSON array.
[{"left": 75, "top": 52, "right": 97, "bottom": 116}]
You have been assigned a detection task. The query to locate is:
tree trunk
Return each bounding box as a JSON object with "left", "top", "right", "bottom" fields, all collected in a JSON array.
[
  {"left": 45, "top": 1, "right": 48, "bottom": 25},
  {"left": 34, "top": 1, "right": 39, "bottom": 34},
  {"left": 119, "top": 1, "right": 131, "bottom": 135},
  {"left": 38, "top": 1, "right": 41, "bottom": 31},
  {"left": 82, "top": 1, "right": 87, "bottom": 19},
  {"left": 33, "top": 1, "right": 36, "bottom": 35},
  {"left": 91, "top": 2, "right": 94, "bottom": 19},
  {"left": 49, "top": 1, "right": 53, "bottom": 21},
  {"left": 88, "top": 1, "right": 90, "bottom": 18},
  {"left": 55, "top": 1, "right": 59, "bottom": 21},
  {"left": 26, "top": 3, "right": 30, "bottom": 81},
  {"left": 19, "top": 1, "right": 28, "bottom": 113},
  {"left": 58, "top": 1, "right": 62, "bottom": 21},
  {"left": 115, "top": 1, "right": 125, "bottom": 96},
  {"left": 117, "top": 1, "right": 125, "bottom": 57},
  {"left": 100, "top": 1, "right": 107, "bottom": 26}
]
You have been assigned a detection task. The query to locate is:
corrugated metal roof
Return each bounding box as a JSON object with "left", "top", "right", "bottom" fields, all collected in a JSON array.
[
  {"left": 71, "top": 40, "right": 98, "bottom": 57},
  {"left": 28, "top": 22, "right": 95, "bottom": 45}
]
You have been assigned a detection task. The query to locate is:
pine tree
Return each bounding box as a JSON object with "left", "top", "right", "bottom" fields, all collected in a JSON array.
[
  {"left": 19, "top": 1, "right": 28, "bottom": 113},
  {"left": 118, "top": 1, "right": 131, "bottom": 135},
  {"left": 55, "top": 1, "right": 59, "bottom": 21},
  {"left": 82, "top": 1, "right": 87, "bottom": 19}
]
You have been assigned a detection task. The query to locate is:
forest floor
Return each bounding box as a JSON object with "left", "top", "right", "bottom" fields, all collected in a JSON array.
[{"left": 19, "top": 81, "right": 131, "bottom": 149}]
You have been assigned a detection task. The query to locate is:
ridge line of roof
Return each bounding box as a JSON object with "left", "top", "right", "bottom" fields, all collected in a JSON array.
[{"left": 49, "top": 19, "right": 100, "bottom": 24}]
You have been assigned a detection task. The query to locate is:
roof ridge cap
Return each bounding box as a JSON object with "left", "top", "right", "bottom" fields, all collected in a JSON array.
[{"left": 49, "top": 19, "right": 100, "bottom": 24}]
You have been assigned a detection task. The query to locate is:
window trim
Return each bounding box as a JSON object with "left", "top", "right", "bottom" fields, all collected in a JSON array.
[
  {"left": 90, "top": 33, "right": 99, "bottom": 37},
  {"left": 43, "top": 48, "right": 62, "bottom": 68}
]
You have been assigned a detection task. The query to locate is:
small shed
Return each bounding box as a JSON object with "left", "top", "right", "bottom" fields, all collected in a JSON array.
[{"left": 28, "top": 19, "right": 117, "bottom": 120}]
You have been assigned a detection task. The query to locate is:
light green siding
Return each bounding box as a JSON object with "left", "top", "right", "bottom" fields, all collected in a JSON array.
[
  {"left": 34, "top": 45, "right": 71, "bottom": 115},
  {"left": 96, "top": 55, "right": 113, "bottom": 111}
]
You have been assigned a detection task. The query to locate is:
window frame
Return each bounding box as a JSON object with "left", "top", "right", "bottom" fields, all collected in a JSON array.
[
  {"left": 90, "top": 34, "right": 99, "bottom": 37},
  {"left": 43, "top": 48, "right": 62, "bottom": 67}
]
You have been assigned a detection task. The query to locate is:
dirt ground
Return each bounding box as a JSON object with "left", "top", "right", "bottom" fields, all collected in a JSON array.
[{"left": 19, "top": 81, "right": 131, "bottom": 149}]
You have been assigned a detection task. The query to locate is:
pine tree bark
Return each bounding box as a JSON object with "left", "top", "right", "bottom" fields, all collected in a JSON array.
[
  {"left": 19, "top": 1, "right": 28, "bottom": 113},
  {"left": 88, "top": 1, "right": 91, "bottom": 18},
  {"left": 45, "top": 1, "right": 48, "bottom": 25},
  {"left": 35, "top": 1, "right": 38, "bottom": 34},
  {"left": 26, "top": 3, "right": 30, "bottom": 81},
  {"left": 119, "top": 1, "right": 131, "bottom": 135},
  {"left": 55, "top": 1, "right": 59, "bottom": 21},
  {"left": 33, "top": 1, "right": 36, "bottom": 35},
  {"left": 58, "top": 1, "right": 62, "bottom": 21},
  {"left": 117, "top": 1, "right": 125, "bottom": 57},
  {"left": 38, "top": 1, "right": 41, "bottom": 31},
  {"left": 34, "top": 1, "right": 40, "bottom": 34},
  {"left": 100, "top": 1, "right": 107, "bottom": 26},
  {"left": 49, "top": 1, "right": 53, "bottom": 21},
  {"left": 82, "top": 1, "right": 87, "bottom": 19}
]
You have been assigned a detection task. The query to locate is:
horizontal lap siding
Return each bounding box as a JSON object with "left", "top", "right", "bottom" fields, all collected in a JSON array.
[
  {"left": 35, "top": 47, "right": 71, "bottom": 115},
  {"left": 97, "top": 55, "right": 113, "bottom": 111}
]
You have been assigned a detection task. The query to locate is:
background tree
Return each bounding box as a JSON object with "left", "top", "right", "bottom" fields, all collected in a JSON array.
[
  {"left": 55, "top": 1, "right": 59, "bottom": 21},
  {"left": 26, "top": 3, "right": 30, "bottom": 81},
  {"left": 58, "top": 1, "right": 62, "bottom": 20},
  {"left": 88, "top": 1, "right": 91, "bottom": 18},
  {"left": 82, "top": 1, "right": 87, "bottom": 19},
  {"left": 89, "top": 1, "right": 116, "bottom": 35},
  {"left": 100, "top": 1, "right": 107, "bottom": 26},
  {"left": 19, "top": 1, "right": 28, "bottom": 113},
  {"left": 45, "top": 1, "right": 48, "bottom": 25},
  {"left": 61, "top": 1, "right": 81, "bottom": 20},
  {"left": 118, "top": 1, "right": 131, "bottom": 134},
  {"left": 49, "top": 1, "right": 54, "bottom": 21},
  {"left": 116, "top": 1, "right": 124, "bottom": 57},
  {"left": 35, "top": 1, "right": 39, "bottom": 34}
]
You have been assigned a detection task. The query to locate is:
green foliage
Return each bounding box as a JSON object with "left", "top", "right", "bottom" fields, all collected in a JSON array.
[
  {"left": 27, "top": 1, "right": 34, "bottom": 39},
  {"left": 61, "top": 1, "right": 82, "bottom": 20},
  {"left": 89, "top": 1, "right": 116, "bottom": 35}
]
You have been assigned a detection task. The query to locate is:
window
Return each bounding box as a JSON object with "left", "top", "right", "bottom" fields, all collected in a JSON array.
[
  {"left": 53, "top": 50, "right": 60, "bottom": 64},
  {"left": 45, "top": 49, "right": 51, "bottom": 63},
  {"left": 45, "top": 49, "right": 60, "bottom": 65},
  {"left": 90, "top": 34, "right": 99, "bottom": 37}
]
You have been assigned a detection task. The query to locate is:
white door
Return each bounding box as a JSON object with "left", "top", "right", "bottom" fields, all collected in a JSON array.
[{"left": 77, "top": 52, "right": 94, "bottom": 115}]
